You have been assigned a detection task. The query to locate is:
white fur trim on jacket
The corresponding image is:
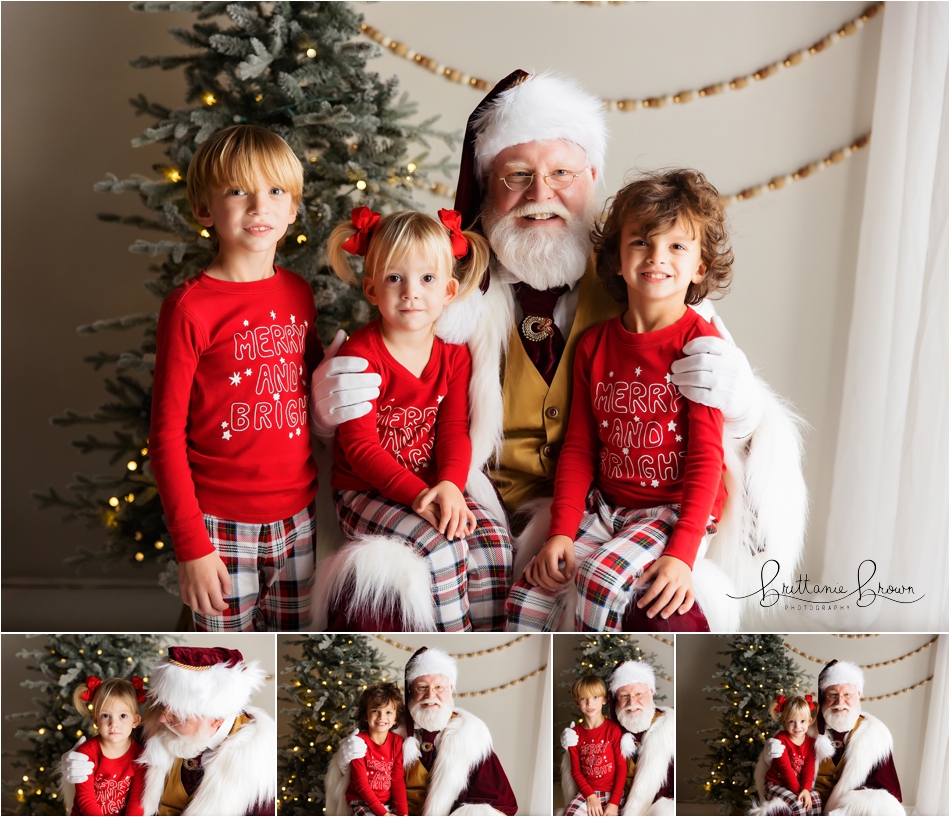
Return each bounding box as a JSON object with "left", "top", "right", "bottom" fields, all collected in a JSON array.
[
  {"left": 139, "top": 706, "right": 275, "bottom": 817},
  {"left": 449, "top": 805, "right": 506, "bottom": 816},
  {"left": 149, "top": 657, "right": 265, "bottom": 722},
  {"left": 824, "top": 714, "right": 904, "bottom": 815},
  {"left": 610, "top": 662, "right": 656, "bottom": 695},
  {"left": 472, "top": 72, "right": 608, "bottom": 183},
  {"left": 424, "top": 708, "right": 497, "bottom": 817},
  {"left": 622, "top": 707, "right": 674, "bottom": 817}
]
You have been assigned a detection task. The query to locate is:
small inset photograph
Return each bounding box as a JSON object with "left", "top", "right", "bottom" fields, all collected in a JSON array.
[
  {"left": 278, "top": 633, "right": 550, "bottom": 816},
  {"left": 1, "top": 632, "right": 277, "bottom": 816},
  {"left": 676, "top": 633, "right": 946, "bottom": 816},
  {"left": 552, "top": 634, "right": 675, "bottom": 816}
]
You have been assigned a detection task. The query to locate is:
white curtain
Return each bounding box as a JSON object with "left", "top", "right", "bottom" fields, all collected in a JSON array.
[
  {"left": 914, "top": 634, "right": 949, "bottom": 815},
  {"left": 822, "top": 1, "right": 949, "bottom": 631},
  {"left": 529, "top": 658, "right": 554, "bottom": 815}
]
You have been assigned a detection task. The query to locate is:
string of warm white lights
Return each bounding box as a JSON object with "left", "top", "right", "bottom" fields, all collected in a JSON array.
[
  {"left": 864, "top": 676, "right": 934, "bottom": 702},
  {"left": 359, "top": 3, "right": 882, "bottom": 108},
  {"left": 783, "top": 636, "right": 937, "bottom": 668},
  {"left": 374, "top": 634, "right": 531, "bottom": 657},
  {"left": 455, "top": 664, "right": 548, "bottom": 697}
]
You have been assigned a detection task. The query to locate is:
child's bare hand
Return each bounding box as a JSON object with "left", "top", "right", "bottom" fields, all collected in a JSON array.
[
  {"left": 178, "top": 551, "right": 231, "bottom": 617},
  {"left": 798, "top": 790, "right": 812, "bottom": 809},
  {"left": 635, "top": 555, "right": 694, "bottom": 619},
  {"left": 604, "top": 805, "right": 619, "bottom": 816},
  {"left": 586, "top": 794, "right": 604, "bottom": 816},
  {"left": 413, "top": 481, "right": 476, "bottom": 540},
  {"left": 524, "top": 535, "right": 575, "bottom": 590}
]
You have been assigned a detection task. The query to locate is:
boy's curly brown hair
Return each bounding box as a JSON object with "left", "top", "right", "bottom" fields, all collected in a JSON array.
[
  {"left": 356, "top": 681, "right": 404, "bottom": 732},
  {"left": 593, "top": 168, "right": 733, "bottom": 306}
]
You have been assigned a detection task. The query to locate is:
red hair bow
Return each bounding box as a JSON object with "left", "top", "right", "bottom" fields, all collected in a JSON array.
[
  {"left": 80, "top": 676, "right": 102, "bottom": 703},
  {"left": 341, "top": 206, "right": 381, "bottom": 257},
  {"left": 437, "top": 209, "right": 469, "bottom": 259},
  {"left": 804, "top": 694, "right": 815, "bottom": 711},
  {"left": 131, "top": 677, "right": 147, "bottom": 703},
  {"left": 774, "top": 695, "right": 787, "bottom": 713}
]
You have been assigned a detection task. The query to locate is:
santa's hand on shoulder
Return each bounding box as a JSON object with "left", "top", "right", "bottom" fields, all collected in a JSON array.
[
  {"left": 309, "top": 330, "right": 382, "bottom": 440},
  {"left": 337, "top": 729, "right": 367, "bottom": 768},
  {"left": 560, "top": 721, "right": 579, "bottom": 749},
  {"left": 61, "top": 737, "right": 94, "bottom": 784},
  {"left": 766, "top": 737, "right": 785, "bottom": 760},
  {"left": 670, "top": 315, "right": 763, "bottom": 439}
]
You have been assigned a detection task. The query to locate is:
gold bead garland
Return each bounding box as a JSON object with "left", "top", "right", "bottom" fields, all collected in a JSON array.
[
  {"left": 455, "top": 664, "right": 548, "bottom": 697},
  {"left": 832, "top": 633, "right": 880, "bottom": 638},
  {"left": 864, "top": 676, "right": 934, "bottom": 702},
  {"left": 374, "top": 634, "right": 530, "bottom": 657},
  {"left": 782, "top": 635, "right": 937, "bottom": 668},
  {"left": 360, "top": 4, "right": 883, "bottom": 109},
  {"left": 649, "top": 635, "right": 674, "bottom": 647}
]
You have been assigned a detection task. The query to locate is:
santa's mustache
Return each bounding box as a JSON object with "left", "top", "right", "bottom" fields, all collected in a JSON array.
[
  {"left": 504, "top": 201, "right": 575, "bottom": 222},
  {"left": 417, "top": 698, "right": 442, "bottom": 708}
]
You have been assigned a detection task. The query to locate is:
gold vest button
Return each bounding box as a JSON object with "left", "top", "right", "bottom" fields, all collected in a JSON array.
[
  {"left": 545, "top": 407, "right": 559, "bottom": 419},
  {"left": 542, "top": 444, "right": 554, "bottom": 458}
]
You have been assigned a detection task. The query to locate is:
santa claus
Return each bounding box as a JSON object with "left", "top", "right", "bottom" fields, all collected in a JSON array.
[
  {"left": 310, "top": 70, "right": 807, "bottom": 632},
  {"left": 561, "top": 660, "right": 674, "bottom": 816},
  {"left": 325, "top": 646, "right": 517, "bottom": 816},
  {"left": 61, "top": 646, "right": 276, "bottom": 816},
  {"left": 754, "top": 660, "right": 903, "bottom": 816}
]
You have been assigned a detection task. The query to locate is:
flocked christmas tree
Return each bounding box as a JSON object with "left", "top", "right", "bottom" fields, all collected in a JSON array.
[
  {"left": 2, "top": 634, "right": 170, "bottom": 816},
  {"left": 34, "top": 2, "right": 457, "bottom": 593},
  {"left": 691, "top": 634, "right": 810, "bottom": 812},
  {"left": 278, "top": 634, "right": 395, "bottom": 815}
]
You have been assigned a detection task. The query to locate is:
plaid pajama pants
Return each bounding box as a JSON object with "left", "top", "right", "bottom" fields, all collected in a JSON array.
[
  {"left": 335, "top": 489, "right": 512, "bottom": 632},
  {"left": 346, "top": 800, "right": 392, "bottom": 816},
  {"left": 506, "top": 488, "right": 715, "bottom": 632},
  {"left": 194, "top": 500, "right": 315, "bottom": 632},
  {"left": 763, "top": 783, "right": 822, "bottom": 815},
  {"left": 564, "top": 790, "right": 619, "bottom": 815}
]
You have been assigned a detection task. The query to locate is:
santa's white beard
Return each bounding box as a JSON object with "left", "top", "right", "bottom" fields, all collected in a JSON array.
[
  {"left": 155, "top": 720, "right": 220, "bottom": 758},
  {"left": 823, "top": 704, "right": 860, "bottom": 733},
  {"left": 481, "top": 197, "right": 598, "bottom": 290},
  {"left": 409, "top": 697, "right": 454, "bottom": 733},
  {"left": 616, "top": 701, "right": 656, "bottom": 734}
]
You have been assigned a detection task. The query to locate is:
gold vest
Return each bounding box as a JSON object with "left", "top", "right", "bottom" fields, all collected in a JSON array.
[
  {"left": 493, "top": 260, "right": 624, "bottom": 512},
  {"left": 404, "top": 758, "right": 430, "bottom": 817},
  {"left": 157, "top": 714, "right": 251, "bottom": 816},
  {"left": 814, "top": 717, "right": 864, "bottom": 802}
]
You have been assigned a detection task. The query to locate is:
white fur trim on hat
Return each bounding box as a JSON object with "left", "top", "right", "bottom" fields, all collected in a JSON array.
[
  {"left": 405, "top": 648, "right": 458, "bottom": 689},
  {"left": 473, "top": 72, "right": 607, "bottom": 183},
  {"left": 149, "top": 655, "right": 266, "bottom": 720},
  {"left": 819, "top": 660, "right": 865, "bottom": 694},
  {"left": 609, "top": 661, "right": 656, "bottom": 695}
]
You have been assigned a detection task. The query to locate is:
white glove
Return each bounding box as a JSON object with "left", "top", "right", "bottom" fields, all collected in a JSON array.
[
  {"left": 335, "top": 729, "right": 367, "bottom": 770},
  {"left": 560, "top": 722, "right": 579, "bottom": 750},
  {"left": 670, "top": 314, "right": 764, "bottom": 439},
  {"left": 61, "top": 737, "right": 94, "bottom": 784},
  {"left": 766, "top": 737, "right": 785, "bottom": 760},
  {"left": 309, "top": 330, "right": 381, "bottom": 440}
]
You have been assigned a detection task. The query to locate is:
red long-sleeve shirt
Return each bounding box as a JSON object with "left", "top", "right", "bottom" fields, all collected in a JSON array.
[
  {"left": 548, "top": 311, "right": 726, "bottom": 567},
  {"left": 70, "top": 737, "right": 144, "bottom": 816},
  {"left": 332, "top": 320, "right": 472, "bottom": 507},
  {"left": 765, "top": 731, "right": 817, "bottom": 794},
  {"left": 345, "top": 731, "right": 408, "bottom": 816},
  {"left": 150, "top": 268, "right": 323, "bottom": 561},
  {"left": 568, "top": 719, "right": 626, "bottom": 806}
]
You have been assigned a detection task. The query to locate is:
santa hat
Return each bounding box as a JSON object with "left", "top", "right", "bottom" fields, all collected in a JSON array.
[
  {"left": 818, "top": 660, "right": 864, "bottom": 695},
  {"left": 149, "top": 647, "right": 266, "bottom": 721},
  {"left": 607, "top": 661, "right": 656, "bottom": 723},
  {"left": 454, "top": 70, "right": 608, "bottom": 234},
  {"left": 403, "top": 647, "right": 458, "bottom": 739}
]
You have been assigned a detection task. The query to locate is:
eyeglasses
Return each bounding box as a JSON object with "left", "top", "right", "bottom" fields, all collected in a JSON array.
[
  {"left": 494, "top": 168, "right": 589, "bottom": 192},
  {"left": 412, "top": 683, "right": 447, "bottom": 696},
  {"left": 616, "top": 692, "right": 647, "bottom": 705},
  {"left": 824, "top": 692, "right": 857, "bottom": 703}
]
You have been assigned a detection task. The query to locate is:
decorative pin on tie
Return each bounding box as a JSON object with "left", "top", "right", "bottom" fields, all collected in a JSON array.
[
  {"left": 521, "top": 315, "right": 554, "bottom": 342},
  {"left": 421, "top": 741, "right": 435, "bottom": 752}
]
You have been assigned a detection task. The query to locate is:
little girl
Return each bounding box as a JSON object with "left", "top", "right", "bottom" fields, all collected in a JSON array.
[
  {"left": 70, "top": 677, "right": 146, "bottom": 816},
  {"left": 328, "top": 207, "right": 513, "bottom": 631},
  {"left": 345, "top": 682, "right": 408, "bottom": 816},
  {"left": 763, "top": 694, "right": 821, "bottom": 816}
]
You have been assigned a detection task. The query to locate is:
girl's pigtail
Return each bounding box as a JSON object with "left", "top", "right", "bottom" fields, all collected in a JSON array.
[
  {"left": 454, "top": 230, "right": 490, "bottom": 301},
  {"left": 73, "top": 684, "right": 91, "bottom": 715},
  {"left": 326, "top": 221, "right": 361, "bottom": 285},
  {"left": 767, "top": 699, "right": 783, "bottom": 723}
]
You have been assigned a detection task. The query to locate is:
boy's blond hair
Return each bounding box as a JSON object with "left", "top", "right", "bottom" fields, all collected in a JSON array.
[
  {"left": 187, "top": 125, "right": 304, "bottom": 215},
  {"left": 571, "top": 674, "right": 607, "bottom": 702}
]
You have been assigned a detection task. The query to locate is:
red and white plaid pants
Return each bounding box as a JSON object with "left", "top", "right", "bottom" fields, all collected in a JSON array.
[
  {"left": 564, "top": 790, "right": 620, "bottom": 815},
  {"left": 763, "top": 782, "right": 822, "bottom": 815},
  {"left": 335, "top": 489, "right": 512, "bottom": 632},
  {"left": 194, "top": 500, "right": 315, "bottom": 632}
]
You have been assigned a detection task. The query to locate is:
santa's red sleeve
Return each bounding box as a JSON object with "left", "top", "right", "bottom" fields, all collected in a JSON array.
[
  {"left": 863, "top": 752, "right": 902, "bottom": 802},
  {"left": 454, "top": 752, "right": 518, "bottom": 815},
  {"left": 656, "top": 760, "right": 673, "bottom": 802}
]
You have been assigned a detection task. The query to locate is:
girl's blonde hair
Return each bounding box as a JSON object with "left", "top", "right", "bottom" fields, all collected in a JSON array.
[
  {"left": 72, "top": 678, "right": 141, "bottom": 722},
  {"left": 327, "top": 210, "right": 489, "bottom": 303},
  {"left": 768, "top": 694, "right": 815, "bottom": 726}
]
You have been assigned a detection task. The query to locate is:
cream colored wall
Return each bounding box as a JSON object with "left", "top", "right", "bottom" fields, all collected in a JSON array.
[
  {"left": 675, "top": 633, "right": 941, "bottom": 813},
  {"left": 278, "top": 633, "right": 551, "bottom": 816}
]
